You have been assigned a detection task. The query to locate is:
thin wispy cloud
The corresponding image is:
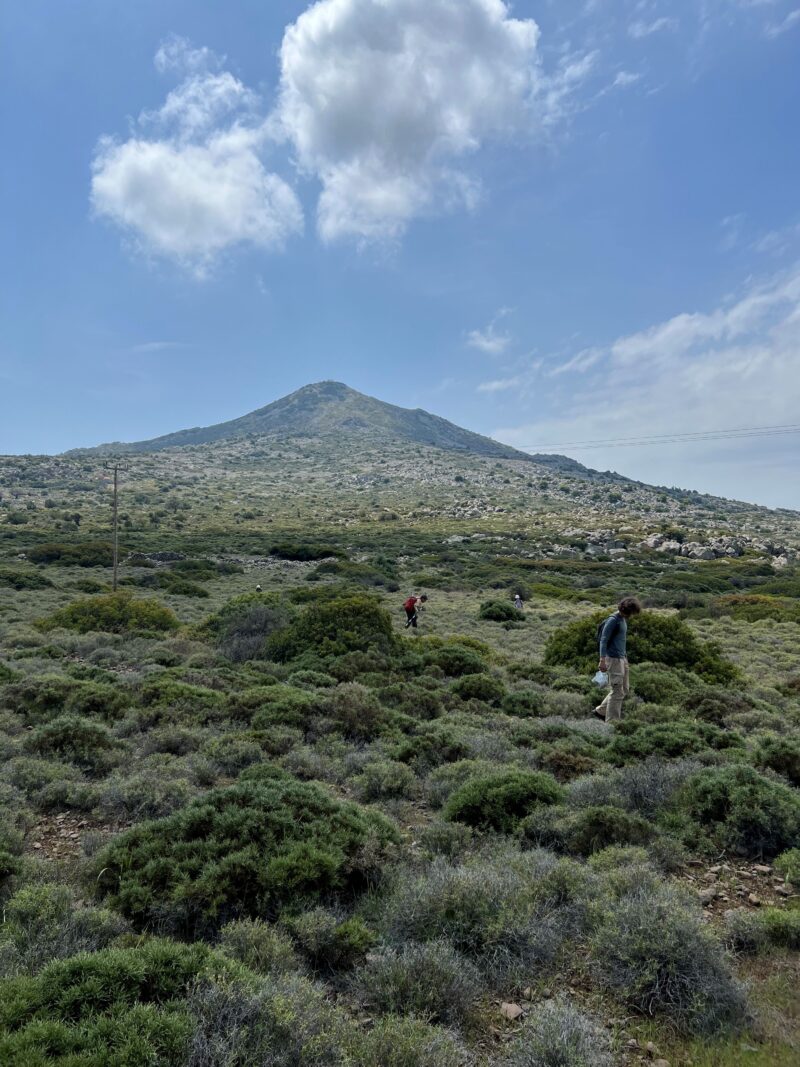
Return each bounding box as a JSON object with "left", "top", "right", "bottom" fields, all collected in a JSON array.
[
  {"left": 764, "top": 8, "right": 800, "bottom": 37},
  {"left": 467, "top": 309, "right": 514, "bottom": 356},
  {"left": 128, "top": 341, "right": 190, "bottom": 354}
]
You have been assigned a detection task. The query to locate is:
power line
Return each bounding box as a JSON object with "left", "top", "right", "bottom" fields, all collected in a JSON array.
[{"left": 517, "top": 423, "right": 800, "bottom": 452}]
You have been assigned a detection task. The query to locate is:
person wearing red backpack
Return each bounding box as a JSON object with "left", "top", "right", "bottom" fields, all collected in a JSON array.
[{"left": 403, "top": 594, "right": 428, "bottom": 629}]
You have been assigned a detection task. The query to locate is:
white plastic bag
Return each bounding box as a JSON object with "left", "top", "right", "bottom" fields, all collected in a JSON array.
[{"left": 593, "top": 670, "right": 609, "bottom": 688}]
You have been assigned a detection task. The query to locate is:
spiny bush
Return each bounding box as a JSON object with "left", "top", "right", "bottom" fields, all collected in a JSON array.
[
  {"left": 205, "top": 593, "right": 295, "bottom": 662},
  {"left": 379, "top": 680, "right": 445, "bottom": 720},
  {"left": 774, "top": 848, "right": 800, "bottom": 886},
  {"left": 725, "top": 906, "right": 800, "bottom": 953},
  {"left": 423, "top": 642, "right": 488, "bottom": 677},
  {"left": 26, "top": 540, "right": 114, "bottom": 567},
  {"left": 502, "top": 688, "right": 546, "bottom": 718},
  {"left": 677, "top": 764, "right": 800, "bottom": 859},
  {"left": 383, "top": 848, "right": 566, "bottom": 981},
  {"left": 270, "top": 540, "right": 343, "bottom": 561},
  {"left": 24, "top": 715, "right": 119, "bottom": 775},
  {"left": 590, "top": 881, "right": 748, "bottom": 1034},
  {"left": 93, "top": 775, "right": 399, "bottom": 935},
  {"left": 544, "top": 611, "right": 738, "bottom": 684},
  {"left": 354, "top": 758, "right": 417, "bottom": 801},
  {"left": 444, "top": 770, "right": 563, "bottom": 833},
  {"left": 38, "top": 591, "right": 179, "bottom": 634},
  {"left": 353, "top": 940, "right": 483, "bottom": 1026},
  {"left": 248, "top": 685, "right": 318, "bottom": 730},
  {"left": 0, "top": 939, "right": 221, "bottom": 1064},
  {"left": 267, "top": 594, "right": 396, "bottom": 661},
  {"left": 217, "top": 918, "right": 300, "bottom": 976},
  {"left": 326, "top": 682, "right": 391, "bottom": 741},
  {"left": 282, "top": 907, "right": 376, "bottom": 974},
  {"left": 1, "top": 674, "right": 82, "bottom": 722},
  {"left": 631, "top": 662, "right": 696, "bottom": 705},
  {"left": 64, "top": 679, "right": 129, "bottom": 720},
  {"left": 500, "top": 997, "right": 612, "bottom": 1067},
  {"left": 682, "top": 687, "right": 752, "bottom": 725},
  {"left": 97, "top": 760, "right": 196, "bottom": 820},
  {"left": 425, "top": 760, "right": 497, "bottom": 809},
  {"left": 451, "top": 672, "right": 506, "bottom": 705},
  {"left": 706, "top": 594, "right": 800, "bottom": 624},
  {"left": 569, "top": 757, "right": 701, "bottom": 820},
  {"left": 1, "top": 757, "right": 95, "bottom": 812}
]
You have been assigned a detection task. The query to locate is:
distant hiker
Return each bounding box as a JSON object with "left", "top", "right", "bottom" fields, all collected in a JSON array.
[
  {"left": 404, "top": 594, "right": 428, "bottom": 629},
  {"left": 514, "top": 593, "right": 523, "bottom": 612},
  {"left": 594, "top": 596, "right": 642, "bottom": 723},
  {"left": 256, "top": 584, "right": 262, "bottom": 593}
]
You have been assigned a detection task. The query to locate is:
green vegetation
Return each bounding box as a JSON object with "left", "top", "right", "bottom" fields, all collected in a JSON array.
[{"left": 37, "top": 591, "right": 179, "bottom": 634}]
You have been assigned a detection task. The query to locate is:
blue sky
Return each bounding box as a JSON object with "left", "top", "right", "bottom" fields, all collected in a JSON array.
[{"left": 2, "top": 0, "right": 799, "bottom": 508}]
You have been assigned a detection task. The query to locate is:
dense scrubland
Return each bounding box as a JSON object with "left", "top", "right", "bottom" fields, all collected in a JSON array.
[{"left": 1, "top": 436, "right": 799, "bottom": 1066}]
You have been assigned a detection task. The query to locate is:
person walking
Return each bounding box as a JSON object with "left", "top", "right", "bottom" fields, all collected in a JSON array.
[
  {"left": 514, "top": 593, "right": 523, "bottom": 612},
  {"left": 404, "top": 594, "right": 428, "bottom": 629},
  {"left": 594, "top": 596, "right": 642, "bottom": 722}
]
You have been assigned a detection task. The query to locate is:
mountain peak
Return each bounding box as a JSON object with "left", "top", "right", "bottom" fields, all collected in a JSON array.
[{"left": 71, "top": 381, "right": 539, "bottom": 463}]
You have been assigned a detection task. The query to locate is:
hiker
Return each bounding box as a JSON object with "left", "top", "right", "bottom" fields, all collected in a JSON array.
[
  {"left": 256, "top": 584, "right": 262, "bottom": 593},
  {"left": 594, "top": 596, "right": 642, "bottom": 722},
  {"left": 514, "top": 593, "right": 523, "bottom": 611},
  {"left": 404, "top": 594, "right": 428, "bottom": 629}
]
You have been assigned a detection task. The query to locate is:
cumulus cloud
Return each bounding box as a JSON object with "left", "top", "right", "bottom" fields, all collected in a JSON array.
[
  {"left": 91, "top": 39, "right": 302, "bottom": 274},
  {"left": 492, "top": 267, "right": 800, "bottom": 504},
  {"left": 275, "top": 0, "right": 579, "bottom": 242}
]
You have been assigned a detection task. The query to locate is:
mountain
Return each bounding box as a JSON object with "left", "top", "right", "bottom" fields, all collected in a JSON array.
[{"left": 70, "top": 381, "right": 590, "bottom": 472}]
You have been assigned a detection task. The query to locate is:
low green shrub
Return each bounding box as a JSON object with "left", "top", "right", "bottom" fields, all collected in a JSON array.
[
  {"left": 502, "top": 688, "right": 546, "bottom": 717},
  {"left": 725, "top": 906, "right": 800, "bottom": 953},
  {"left": 354, "top": 758, "right": 417, "bottom": 800},
  {"left": 352, "top": 1015, "right": 468, "bottom": 1067},
  {"left": 353, "top": 940, "right": 482, "bottom": 1026},
  {"left": 707, "top": 594, "right": 800, "bottom": 624},
  {"left": 608, "top": 720, "right": 742, "bottom": 763},
  {"left": 267, "top": 594, "right": 396, "bottom": 662},
  {"left": 754, "top": 734, "right": 800, "bottom": 787},
  {"left": 249, "top": 685, "right": 318, "bottom": 730},
  {"left": 523, "top": 804, "right": 653, "bottom": 856},
  {"left": 0, "top": 569, "right": 53, "bottom": 590},
  {"left": 97, "top": 760, "right": 195, "bottom": 820},
  {"left": 93, "top": 776, "right": 399, "bottom": 935},
  {"left": 774, "top": 848, "right": 800, "bottom": 886},
  {"left": 444, "top": 770, "right": 563, "bottom": 833},
  {"left": 1, "top": 757, "right": 95, "bottom": 812},
  {"left": 24, "top": 715, "right": 119, "bottom": 775},
  {"left": 38, "top": 592, "right": 179, "bottom": 634},
  {"left": 677, "top": 765, "right": 800, "bottom": 859},
  {"left": 1, "top": 674, "right": 82, "bottom": 722},
  {"left": 544, "top": 611, "right": 738, "bottom": 684},
  {"left": 26, "top": 540, "right": 114, "bottom": 567},
  {"left": 217, "top": 918, "right": 300, "bottom": 976},
  {"left": 0, "top": 939, "right": 219, "bottom": 1064},
  {"left": 451, "top": 672, "right": 506, "bottom": 705},
  {"left": 283, "top": 907, "right": 376, "bottom": 974},
  {"left": 479, "top": 599, "right": 519, "bottom": 622},
  {"left": 682, "top": 688, "right": 752, "bottom": 725},
  {"left": 423, "top": 642, "right": 488, "bottom": 677},
  {"left": 326, "top": 682, "right": 390, "bottom": 741}
]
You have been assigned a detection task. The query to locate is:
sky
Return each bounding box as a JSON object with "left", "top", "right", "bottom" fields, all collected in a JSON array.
[{"left": 2, "top": 0, "right": 800, "bottom": 509}]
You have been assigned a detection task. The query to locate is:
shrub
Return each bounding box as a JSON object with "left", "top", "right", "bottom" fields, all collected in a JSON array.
[
  {"left": 424, "top": 642, "right": 488, "bottom": 677},
  {"left": 217, "top": 918, "right": 300, "bottom": 976},
  {"left": 631, "top": 662, "right": 694, "bottom": 705},
  {"left": 248, "top": 685, "right": 318, "bottom": 730},
  {"left": 38, "top": 591, "right": 179, "bottom": 634},
  {"left": 93, "top": 776, "right": 399, "bottom": 935},
  {"left": 64, "top": 679, "right": 129, "bottom": 720},
  {"left": 725, "top": 907, "right": 800, "bottom": 953},
  {"left": 26, "top": 540, "right": 114, "bottom": 567},
  {"left": 24, "top": 715, "right": 119, "bottom": 774},
  {"left": 352, "top": 1015, "right": 468, "bottom": 1067},
  {"left": 1, "top": 757, "right": 95, "bottom": 812},
  {"left": 270, "top": 541, "right": 342, "bottom": 561},
  {"left": 544, "top": 611, "right": 738, "bottom": 684},
  {"left": 208, "top": 594, "right": 295, "bottom": 662},
  {"left": 418, "top": 821, "right": 474, "bottom": 859},
  {"left": 608, "top": 720, "right": 742, "bottom": 763},
  {"left": 267, "top": 595, "right": 395, "bottom": 662},
  {"left": 353, "top": 940, "right": 482, "bottom": 1026},
  {"left": 500, "top": 997, "right": 612, "bottom": 1067},
  {"left": 444, "top": 770, "right": 563, "bottom": 833},
  {"left": 185, "top": 972, "right": 351, "bottom": 1067},
  {"left": 774, "top": 848, "right": 800, "bottom": 886},
  {"left": 707, "top": 594, "right": 800, "bottom": 624},
  {"left": 97, "top": 760, "right": 195, "bottom": 820},
  {"left": 355, "top": 759, "right": 417, "bottom": 801},
  {"left": 326, "top": 682, "right": 389, "bottom": 741},
  {"left": 502, "top": 689, "right": 546, "bottom": 718},
  {"left": 1, "top": 674, "right": 82, "bottom": 722},
  {"left": 451, "top": 672, "right": 506, "bottom": 705},
  {"left": 569, "top": 757, "right": 701, "bottom": 820},
  {"left": 0, "top": 939, "right": 219, "bottom": 1064},
  {"left": 754, "top": 734, "right": 800, "bottom": 787},
  {"left": 282, "top": 907, "right": 376, "bottom": 974},
  {"left": 479, "top": 599, "right": 519, "bottom": 622},
  {"left": 0, "top": 568, "right": 53, "bottom": 590},
  {"left": 590, "top": 882, "right": 747, "bottom": 1034},
  {"left": 677, "top": 765, "right": 800, "bottom": 859},
  {"left": 683, "top": 688, "right": 752, "bottom": 725},
  {"left": 0, "top": 883, "right": 128, "bottom": 977},
  {"left": 383, "top": 848, "right": 565, "bottom": 981},
  {"left": 524, "top": 804, "right": 653, "bottom": 857}
]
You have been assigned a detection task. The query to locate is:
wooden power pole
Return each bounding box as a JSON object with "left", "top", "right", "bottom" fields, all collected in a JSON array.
[{"left": 104, "top": 462, "right": 128, "bottom": 592}]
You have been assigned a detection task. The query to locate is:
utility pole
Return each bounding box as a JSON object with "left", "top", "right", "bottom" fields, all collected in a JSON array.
[{"left": 104, "top": 461, "right": 128, "bottom": 592}]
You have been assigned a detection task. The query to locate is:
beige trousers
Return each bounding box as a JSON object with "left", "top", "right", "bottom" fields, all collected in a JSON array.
[{"left": 596, "top": 657, "right": 629, "bottom": 722}]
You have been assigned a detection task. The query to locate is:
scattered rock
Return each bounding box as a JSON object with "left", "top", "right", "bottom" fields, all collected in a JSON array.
[{"left": 500, "top": 1003, "right": 524, "bottom": 1021}]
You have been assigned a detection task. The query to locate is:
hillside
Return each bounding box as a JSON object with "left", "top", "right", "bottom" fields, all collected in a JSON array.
[{"left": 69, "top": 380, "right": 597, "bottom": 474}]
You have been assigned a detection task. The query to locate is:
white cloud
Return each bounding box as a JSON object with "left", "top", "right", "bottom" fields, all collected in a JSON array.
[
  {"left": 467, "top": 309, "right": 514, "bottom": 355},
  {"left": 477, "top": 375, "right": 522, "bottom": 393},
  {"left": 91, "top": 40, "right": 302, "bottom": 274},
  {"left": 493, "top": 266, "right": 800, "bottom": 505},
  {"left": 275, "top": 0, "right": 588, "bottom": 242},
  {"left": 764, "top": 8, "right": 800, "bottom": 37},
  {"left": 611, "top": 70, "right": 642, "bottom": 88},
  {"left": 628, "top": 16, "right": 679, "bottom": 38}
]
